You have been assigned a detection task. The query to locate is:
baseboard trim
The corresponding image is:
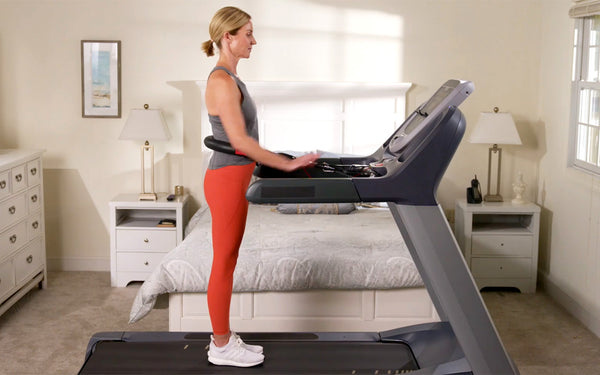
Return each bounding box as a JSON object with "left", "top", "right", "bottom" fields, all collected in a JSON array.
[
  {"left": 47, "top": 257, "right": 110, "bottom": 272},
  {"left": 540, "top": 272, "right": 600, "bottom": 338}
]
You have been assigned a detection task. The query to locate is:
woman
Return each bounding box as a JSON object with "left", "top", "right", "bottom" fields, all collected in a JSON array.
[{"left": 201, "top": 6, "right": 319, "bottom": 367}]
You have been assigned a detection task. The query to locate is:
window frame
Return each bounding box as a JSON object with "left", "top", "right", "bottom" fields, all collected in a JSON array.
[{"left": 569, "top": 16, "right": 600, "bottom": 175}]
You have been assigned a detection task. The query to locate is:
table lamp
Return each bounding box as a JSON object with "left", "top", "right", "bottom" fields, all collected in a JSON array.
[
  {"left": 119, "top": 104, "right": 171, "bottom": 201},
  {"left": 469, "top": 107, "right": 521, "bottom": 202}
]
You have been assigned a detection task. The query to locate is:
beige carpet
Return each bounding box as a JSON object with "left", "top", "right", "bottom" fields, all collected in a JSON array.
[{"left": 0, "top": 271, "right": 599, "bottom": 374}]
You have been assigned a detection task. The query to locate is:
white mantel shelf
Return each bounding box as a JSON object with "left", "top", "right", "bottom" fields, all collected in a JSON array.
[{"left": 167, "top": 80, "right": 412, "bottom": 99}]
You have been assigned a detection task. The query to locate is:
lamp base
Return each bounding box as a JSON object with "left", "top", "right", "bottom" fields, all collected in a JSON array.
[
  {"left": 138, "top": 192, "right": 157, "bottom": 201},
  {"left": 484, "top": 144, "right": 504, "bottom": 203},
  {"left": 484, "top": 194, "right": 503, "bottom": 202}
]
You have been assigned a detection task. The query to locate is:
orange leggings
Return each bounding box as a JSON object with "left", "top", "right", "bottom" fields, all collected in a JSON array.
[{"left": 204, "top": 163, "right": 255, "bottom": 335}]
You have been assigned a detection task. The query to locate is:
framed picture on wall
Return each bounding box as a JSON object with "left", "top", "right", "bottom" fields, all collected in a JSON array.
[{"left": 81, "top": 40, "right": 121, "bottom": 118}]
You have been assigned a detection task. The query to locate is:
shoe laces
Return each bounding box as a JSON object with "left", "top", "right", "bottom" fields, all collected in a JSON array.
[
  {"left": 207, "top": 334, "right": 252, "bottom": 357},
  {"left": 230, "top": 337, "right": 249, "bottom": 357}
]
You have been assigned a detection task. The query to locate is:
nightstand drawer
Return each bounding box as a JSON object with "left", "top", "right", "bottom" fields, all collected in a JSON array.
[
  {"left": 116, "top": 252, "right": 166, "bottom": 273},
  {"left": 14, "top": 238, "right": 43, "bottom": 285},
  {"left": 471, "top": 257, "right": 531, "bottom": 279},
  {"left": 116, "top": 229, "right": 176, "bottom": 251},
  {"left": 0, "top": 259, "right": 15, "bottom": 300},
  {"left": 471, "top": 234, "right": 532, "bottom": 257}
]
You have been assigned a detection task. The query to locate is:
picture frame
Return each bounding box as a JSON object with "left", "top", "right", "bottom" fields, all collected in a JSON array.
[{"left": 81, "top": 40, "right": 121, "bottom": 118}]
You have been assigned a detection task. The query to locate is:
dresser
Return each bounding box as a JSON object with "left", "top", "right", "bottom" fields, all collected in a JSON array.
[
  {"left": 454, "top": 199, "right": 540, "bottom": 293},
  {"left": 0, "top": 149, "right": 46, "bottom": 317},
  {"left": 109, "top": 193, "right": 190, "bottom": 287}
]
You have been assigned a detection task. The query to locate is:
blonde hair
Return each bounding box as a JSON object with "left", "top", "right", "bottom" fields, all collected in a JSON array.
[{"left": 202, "top": 6, "right": 251, "bottom": 57}]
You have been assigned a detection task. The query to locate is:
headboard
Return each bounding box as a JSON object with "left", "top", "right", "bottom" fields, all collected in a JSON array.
[{"left": 167, "top": 80, "right": 412, "bottom": 206}]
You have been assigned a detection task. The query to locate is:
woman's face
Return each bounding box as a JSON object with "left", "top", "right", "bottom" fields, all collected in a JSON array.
[{"left": 229, "top": 20, "right": 257, "bottom": 59}]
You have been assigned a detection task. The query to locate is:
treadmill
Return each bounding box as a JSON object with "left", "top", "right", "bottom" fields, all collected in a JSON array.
[{"left": 78, "top": 79, "right": 520, "bottom": 375}]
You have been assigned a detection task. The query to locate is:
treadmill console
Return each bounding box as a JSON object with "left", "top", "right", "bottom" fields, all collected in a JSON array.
[
  {"left": 246, "top": 79, "right": 474, "bottom": 205},
  {"left": 386, "top": 80, "right": 472, "bottom": 155}
]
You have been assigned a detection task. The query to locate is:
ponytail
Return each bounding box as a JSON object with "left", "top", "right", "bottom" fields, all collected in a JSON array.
[
  {"left": 202, "top": 40, "right": 214, "bottom": 57},
  {"left": 205, "top": 7, "right": 251, "bottom": 58}
]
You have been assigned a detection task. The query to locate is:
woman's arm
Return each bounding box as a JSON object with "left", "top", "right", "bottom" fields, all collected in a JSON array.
[{"left": 206, "top": 72, "right": 319, "bottom": 171}]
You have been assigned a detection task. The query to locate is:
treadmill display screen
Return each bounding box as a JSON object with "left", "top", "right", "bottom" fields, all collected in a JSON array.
[
  {"left": 420, "top": 85, "right": 454, "bottom": 117},
  {"left": 401, "top": 112, "right": 424, "bottom": 136},
  {"left": 387, "top": 80, "right": 467, "bottom": 154}
]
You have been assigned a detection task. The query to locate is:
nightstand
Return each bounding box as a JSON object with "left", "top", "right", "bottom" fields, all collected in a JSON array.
[
  {"left": 454, "top": 199, "right": 540, "bottom": 293},
  {"left": 109, "top": 193, "right": 190, "bottom": 287}
]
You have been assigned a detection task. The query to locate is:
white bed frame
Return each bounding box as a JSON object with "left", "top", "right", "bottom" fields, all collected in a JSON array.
[
  {"left": 169, "top": 288, "right": 438, "bottom": 332},
  {"left": 168, "top": 80, "right": 438, "bottom": 333}
]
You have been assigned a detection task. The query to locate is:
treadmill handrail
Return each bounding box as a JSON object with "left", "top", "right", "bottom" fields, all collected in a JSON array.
[{"left": 204, "top": 135, "right": 247, "bottom": 157}]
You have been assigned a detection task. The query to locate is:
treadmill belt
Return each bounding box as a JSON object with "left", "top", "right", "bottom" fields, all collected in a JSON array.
[{"left": 79, "top": 340, "right": 419, "bottom": 374}]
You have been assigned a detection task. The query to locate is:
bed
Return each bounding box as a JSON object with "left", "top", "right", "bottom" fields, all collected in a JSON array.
[{"left": 129, "top": 203, "right": 438, "bottom": 332}]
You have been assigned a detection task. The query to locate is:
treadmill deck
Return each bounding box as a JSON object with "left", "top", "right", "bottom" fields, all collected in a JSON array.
[{"left": 79, "top": 333, "right": 418, "bottom": 374}]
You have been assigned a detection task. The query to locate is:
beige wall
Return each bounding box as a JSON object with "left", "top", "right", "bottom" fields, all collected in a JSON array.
[
  {"left": 5, "top": 0, "right": 593, "bottom": 332},
  {"left": 537, "top": 1, "right": 600, "bottom": 336}
]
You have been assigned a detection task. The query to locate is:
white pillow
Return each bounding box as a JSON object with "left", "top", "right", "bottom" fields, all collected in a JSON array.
[{"left": 276, "top": 203, "right": 356, "bottom": 215}]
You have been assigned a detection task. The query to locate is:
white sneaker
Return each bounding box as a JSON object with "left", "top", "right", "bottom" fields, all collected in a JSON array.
[
  {"left": 208, "top": 334, "right": 264, "bottom": 367},
  {"left": 231, "top": 331, "right": 263, "bottom": 354}
]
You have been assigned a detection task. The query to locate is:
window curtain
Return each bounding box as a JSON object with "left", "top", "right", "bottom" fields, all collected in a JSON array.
[{"left": 570, "top": 0, "right": 600, "bottom": 17}]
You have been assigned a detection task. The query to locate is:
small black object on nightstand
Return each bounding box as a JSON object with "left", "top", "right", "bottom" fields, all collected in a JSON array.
[{"left": 167, "top": 194, "right": 175, "bottom": 201}]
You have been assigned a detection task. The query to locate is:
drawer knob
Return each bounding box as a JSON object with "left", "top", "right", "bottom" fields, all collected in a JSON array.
[
  {"left": 144, "top": 261, "right": 149, "bottom": 266},
  {"left": 32, "top": 221, "right": 39, "bottom": 229},
  {"left": 0, "top": 180, "right": 5, "bottom": 189},
  {"left": 143, "top": 238, "right": 149, "bottom": 243},
  {"left": 15, "top": 173, "right": 22, "bottom": 182},
  {"left": 26, "top": 255, "right": 33, "bottom": 264},
  {"left": 9, "top": 234, "right": 17, "bottom": 244},
  {"left": 30, "top": 167, "right": 37, "bottom": 176},
  {"left": 31, "top": 194, "right": 38, "bottom": 203},
  {"left": 9, "top": 206, "right": 16, "bottom": 215}
]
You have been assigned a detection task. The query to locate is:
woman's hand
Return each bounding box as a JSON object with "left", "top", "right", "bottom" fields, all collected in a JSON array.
[{"left": 281, "top": 152, "right": 320, "bottom": 172}]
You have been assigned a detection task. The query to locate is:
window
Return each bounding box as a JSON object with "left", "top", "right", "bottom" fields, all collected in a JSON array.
[{"left": 570, "top": 16, "right": 600, "bottom": 174}]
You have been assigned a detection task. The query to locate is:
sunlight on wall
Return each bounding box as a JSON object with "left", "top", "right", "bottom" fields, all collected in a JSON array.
[
  {"left": 338, "top": 8, "right": 404, "bottom": 82},
  {"left": 248, "top": 0, "right": 404, "bottom": 83}
]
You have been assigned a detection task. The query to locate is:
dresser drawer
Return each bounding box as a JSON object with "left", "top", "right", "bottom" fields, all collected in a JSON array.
[
  {"left": 0, "top": 259, "right": 15, "bottom": 300},
  {"left": 0, "top": 170, "right": 9, "bottom": 200},
  {"left": 0, "top": 221, "right": 27, "bottom": 260},
  {"left": 116, "top": 252, "right": 167, "bottom": 273},
  {"left": 27, "top": 186, "right": 41, "bottom": 213},
  {"left": 116, "top": 229, "right": 176, "bottom": 251},
  {"left": 471, "top": 234, "right": 532, "bottom": 257},
  {"left": 11, "top": 163, "right": 27, "bottom": 193},
  {"left": 27, "top": 159, "right": 41, "bottom": 186},
  {"left": 28, "top": 213, "right": 42, "bottom": 240},
  {"left": 0, "top": 193, "right": 27, "bottom": 231},
  {"left": 471, "top": 257, "right": 532, "bottom": 279},
  {"left": 14, "top": 239, "right": 43, "bottom": 285}
]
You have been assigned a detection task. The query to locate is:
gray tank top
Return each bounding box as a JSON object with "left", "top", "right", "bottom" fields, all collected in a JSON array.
[{"left": 207, "top": 67, "right": 259, "bottom": 170}]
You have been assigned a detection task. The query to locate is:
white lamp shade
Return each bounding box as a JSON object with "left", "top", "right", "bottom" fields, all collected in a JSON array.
[
  {"left": 119, "top": 108, "right": 171, "bottom": 141},
  {"left": 469, "top": 111, "right": 522, "bottom": 145}
]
